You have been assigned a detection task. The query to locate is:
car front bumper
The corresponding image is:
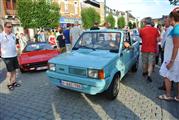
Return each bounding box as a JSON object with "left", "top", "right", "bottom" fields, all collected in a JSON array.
[{"left": 46, "top": 70, "right": 110, "bottom": 95}]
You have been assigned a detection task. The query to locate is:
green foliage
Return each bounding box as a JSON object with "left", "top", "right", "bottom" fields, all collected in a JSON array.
[
  {"left": 132, "top": 22, "right": 136, "bottom": 28},
  {"left": 140, "top": 21, "right": 145, "bottom": 28},
  {"left": 16, "top": 0, "right": 60, "bottom": 28},
  {"left": 106, "top": 14, "right": 115, "bottom": 28},
  {"left": 117, "top": 16, "right": 125, "bottom": 29},
  {"left": 81, "top": 7, "right": 100, "bottom": 29},
  {"left": 128, "top": 21, "right": 133, "bottom": 29}
]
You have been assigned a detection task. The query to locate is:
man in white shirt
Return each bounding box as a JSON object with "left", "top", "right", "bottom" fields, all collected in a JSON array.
[{"left": 0, "top": 22, "right": 21, "bottom": 91}]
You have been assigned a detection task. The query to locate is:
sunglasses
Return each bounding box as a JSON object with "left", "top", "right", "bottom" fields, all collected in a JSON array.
[{"left": 6, "top": 26, "right": 12, "bottom": 28}]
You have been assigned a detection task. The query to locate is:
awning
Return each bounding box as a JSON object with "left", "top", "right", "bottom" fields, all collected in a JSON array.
[{"left": 59, "top": 17, "right": 82, "bottom": 24}]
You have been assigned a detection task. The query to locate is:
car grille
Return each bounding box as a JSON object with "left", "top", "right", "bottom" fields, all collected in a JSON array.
[
  {"left": 24, "top": 61, "right": 48, "bottom": 68},
  {"left": 69, "top": 67, "right": 87, "bottom": 76}
]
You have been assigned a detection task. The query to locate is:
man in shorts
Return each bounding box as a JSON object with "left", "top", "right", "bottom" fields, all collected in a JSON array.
[
  {"left": 140, "top": 17, "right": 160, "bottom": 82},
  {"left": 0, "top": 21, "right": 21, "bottom": 90}
]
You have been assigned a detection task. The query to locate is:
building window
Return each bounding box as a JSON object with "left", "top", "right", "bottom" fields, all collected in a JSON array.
[
  {"left": 64, "top": 0, "right": 69, "bottom": 13},
  {"left": 74, "top": 1, "right": 78, "bottom": 15},
  {"left": 6, "top": 0, "right": 11, "bottom": 9}
]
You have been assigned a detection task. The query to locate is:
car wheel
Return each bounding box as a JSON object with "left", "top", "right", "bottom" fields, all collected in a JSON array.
[
  {"left": 132, "top": 59, "right": 138, "bottom": 72},
  {"left": 105, "top": 74, "right": 120, "bottom": 100}
]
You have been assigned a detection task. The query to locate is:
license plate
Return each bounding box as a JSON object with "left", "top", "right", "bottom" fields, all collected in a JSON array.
[
  {"left": 36, "top": 66, "right": 48, "bottom": 70},
  {"left": 61, "top": 80, "right": 82, "bottom": 89}
]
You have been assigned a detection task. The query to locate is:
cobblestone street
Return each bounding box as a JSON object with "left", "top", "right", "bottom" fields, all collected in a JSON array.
[{"left": 0, "top": 59, "right": 179, "bottom": 120}]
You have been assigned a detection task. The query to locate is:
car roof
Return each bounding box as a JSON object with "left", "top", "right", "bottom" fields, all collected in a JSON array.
[{"left": 84, "top": 29, "right": 124, "bottom": 33}]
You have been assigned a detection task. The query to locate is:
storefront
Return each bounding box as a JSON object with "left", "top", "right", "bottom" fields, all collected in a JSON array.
[{"left": 59, "top": 17, "right": 82, "bottom": 28}]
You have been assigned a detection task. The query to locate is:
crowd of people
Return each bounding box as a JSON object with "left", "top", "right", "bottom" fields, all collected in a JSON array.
[
  {"left": 139, "top": 8, "right": 179, "bottom": 102},
  {"left": 0, "top": 7, "right": 179, "bottom": 103}
]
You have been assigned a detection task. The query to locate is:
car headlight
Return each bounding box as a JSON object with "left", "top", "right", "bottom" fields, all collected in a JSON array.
[
  {"left": 87, "top": 69, "right": 104, "bottom": 80},
  {"left": 49, "top": 63, "right": 56, "bottom": 71}
]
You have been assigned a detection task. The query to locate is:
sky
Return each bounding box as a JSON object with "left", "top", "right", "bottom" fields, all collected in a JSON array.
[{"left": 97, "top": 0, "right": 178, "bottom": 19}]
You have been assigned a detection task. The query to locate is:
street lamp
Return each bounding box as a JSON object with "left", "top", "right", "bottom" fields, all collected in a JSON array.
[{"left": 104, "top": 0, "right": 106, "bottom": 21}]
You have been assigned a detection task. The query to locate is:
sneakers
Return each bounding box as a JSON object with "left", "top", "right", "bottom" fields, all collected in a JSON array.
[
  {"left": 147, "top": 76, "right": 152, "bottom": 82},
  {"left": 142, "top": 72, "right": 148, "bottom": 77}
]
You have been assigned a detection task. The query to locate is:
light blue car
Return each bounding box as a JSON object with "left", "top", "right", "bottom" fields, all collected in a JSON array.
[{"left": 46, "top": 30, "right": 140, "bottom": 100}]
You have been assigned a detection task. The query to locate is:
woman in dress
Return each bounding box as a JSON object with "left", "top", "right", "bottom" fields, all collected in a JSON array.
[{"left": 159, "top": 7, "right": 179, "bottom": 102}]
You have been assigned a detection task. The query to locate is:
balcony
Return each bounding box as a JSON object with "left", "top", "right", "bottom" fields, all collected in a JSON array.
[{"left": 6, "top": 9, "right": 17, "bottom": 16}]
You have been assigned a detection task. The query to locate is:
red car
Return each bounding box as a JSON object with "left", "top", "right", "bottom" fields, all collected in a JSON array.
[{"left": 18, "top": 42, "right": 59, "bottom": 72}]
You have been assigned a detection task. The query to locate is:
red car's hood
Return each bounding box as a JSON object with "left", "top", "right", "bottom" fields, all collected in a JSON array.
[{"left": 18, "top": 50, "right": 59, "bottom": 65}]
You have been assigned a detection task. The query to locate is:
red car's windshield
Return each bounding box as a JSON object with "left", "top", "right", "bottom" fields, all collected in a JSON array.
[{"left": 24, "top": 43, "right": 53, "bottom": 52}]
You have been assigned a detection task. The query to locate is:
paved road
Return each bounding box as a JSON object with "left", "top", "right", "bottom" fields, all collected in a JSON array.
[{"left": 0, "top": 59, "right": 179, "bottom": 120}]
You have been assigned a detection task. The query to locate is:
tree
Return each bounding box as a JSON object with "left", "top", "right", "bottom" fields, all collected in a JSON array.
[
  {"left": 169, "top": 0, "right": 179, "bottom": 5},
  {"left": 140, "top": 21, "right": 145, "bottom": 28},
  {"left": 81, "top": 7, "right": 100, "bottom": 29},
  {"left": 16, "top": 0, "right": 60, "bottom": 28},
  {"left": 132, "top": 22, "right": 136, "bottom": 28},
  {"left": 106, "top": 14, "right": 115, "bottom": 28},
  {"left": 117, "top": 16, "right": 125, "bottom": 29},
  {"left": 128, "top": 21, "right": 133, "bottom": 29}
]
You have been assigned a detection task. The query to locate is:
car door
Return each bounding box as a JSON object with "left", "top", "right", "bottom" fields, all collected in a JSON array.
[{"left": 120, "top": 32, "right": 134, "bottom": 73}]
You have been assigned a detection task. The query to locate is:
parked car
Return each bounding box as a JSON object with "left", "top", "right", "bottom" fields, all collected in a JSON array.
[
  {"left": 130, "top": 29, "right": 142, "bottom": 45},
  {"left": 18, "top": 42, "right": 59, "bottom": 72},
  {"left": 46, "top": 30, "right": 140, "bottom": 100}
]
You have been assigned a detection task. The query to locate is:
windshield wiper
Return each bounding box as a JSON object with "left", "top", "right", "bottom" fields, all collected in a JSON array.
[{"left": 80, "top": 46, "right": 96, "bottom": 51}]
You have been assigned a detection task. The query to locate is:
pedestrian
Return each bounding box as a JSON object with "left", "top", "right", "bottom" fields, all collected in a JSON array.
[
  {"left": 139, "top": 17, "right": 160, "bottom": 82},
  {"left": 155, "top": 24, "right": 162, "bottom": 65},
  {"left": 19, "top": 33, "right": 27, "bottom": 53},
  {"left": 158, "top": 17, "right": 173, "bottom": 90},
  {"left": 63, "top": 24, "right": 71, "bottom": 52},
  {"left": 90, "top": 21, "right": 100, "bottom": 30},
  {"left": 48, "top": 31, "right": 57, "bottom": 48},
  {"left": 158, "top": 7, "right": 179, "bottom": 102},
  {"left": 0, "top": 21, "right": 21, "bottom": 91},
  {"left": 57, "top": 28, "right": 66, "bottom": 53},
  {"left": 70, "top": 21, "right": 81, "bottom": 48}
]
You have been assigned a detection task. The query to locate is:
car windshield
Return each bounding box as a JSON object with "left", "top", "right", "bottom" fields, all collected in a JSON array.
[
  {"left": 24, "top": 43, "right": 53, "bottom": 52},
  {"left": 74, "top": 32, "right": 122, "bottom": 51}
]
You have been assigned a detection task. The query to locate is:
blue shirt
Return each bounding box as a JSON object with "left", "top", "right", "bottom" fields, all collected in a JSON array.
[
  {"left": 170, "top": 24, "right": 179, "bottom": 37},
  {"left": 63, "top": 29, "right": 70, "bottom": 44}
]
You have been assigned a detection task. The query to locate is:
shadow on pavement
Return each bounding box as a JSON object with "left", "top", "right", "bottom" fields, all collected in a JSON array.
[{"left": 121, "top": 66, "right": 179, "bottom": 119}]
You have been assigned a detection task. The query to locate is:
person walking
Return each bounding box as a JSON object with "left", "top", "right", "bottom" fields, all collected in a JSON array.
[
  {"left": 158, "top": 8, "right": 179, "bottom": 102},
  {"left": 0, "top": 21, "right": 21, "bottom": 91},
  {"left": 139, "top": 17, "right": 160, "bottom": 82}
]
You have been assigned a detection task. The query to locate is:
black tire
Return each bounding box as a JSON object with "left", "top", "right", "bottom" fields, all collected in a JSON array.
[
  {"left": 105, "top": 74, "right": 120, "bottom": 100},
  {"left": 131, "top": 60, "right": 138, "bottom": 72}
]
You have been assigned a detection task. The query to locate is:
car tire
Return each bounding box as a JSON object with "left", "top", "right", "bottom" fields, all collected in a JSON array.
[
  {"left": 105, "top": 74, "right": 120, "bottom": 100},
  {"left": 131, "top": 60, "right": 138, "bottom": 72}
]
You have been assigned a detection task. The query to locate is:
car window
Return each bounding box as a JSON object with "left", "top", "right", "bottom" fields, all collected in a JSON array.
[
  {"left": 122, "top": 32, "right": 131, "bottom": 50},
  {"left": 24, "top": 43, "right": 53, "bottom": 52},
  {"left": 75, "top": 32, "right": 122, "bottom": 51}
]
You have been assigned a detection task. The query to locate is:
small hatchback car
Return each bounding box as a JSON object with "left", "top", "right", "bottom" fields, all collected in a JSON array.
[{"left": 47, "top": 30, "right": 140, "bottom": 100}]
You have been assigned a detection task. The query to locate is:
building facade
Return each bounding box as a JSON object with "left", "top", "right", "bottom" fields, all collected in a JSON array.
[
  {"left": 0, "top": 0, "right": 20, "bottom": 25},
  {"left": 52, "top": 0, "right": 82, "bottom": 27}
]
